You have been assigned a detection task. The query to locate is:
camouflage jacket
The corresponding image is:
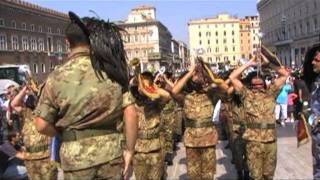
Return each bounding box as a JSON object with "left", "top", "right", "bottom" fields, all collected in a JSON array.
[
  {"left": 21, "top": 107, "right": 50, "bottom": 160},
  {"left": 34, "top": 47, "right": 135, "bottom": 171},
  {"left": 183, "top": 91, "right": 218, "bottom": 147},
  {"left": 135, "top": 103, "right": 162, "bottom": 153},
  {"left": 240, "top": 85, "right": 279, "bottom": 142}
]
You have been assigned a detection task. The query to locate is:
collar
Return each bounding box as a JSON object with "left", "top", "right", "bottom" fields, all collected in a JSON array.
[{"left": 68, "top": 46, "right": 90, "bottom": 60}]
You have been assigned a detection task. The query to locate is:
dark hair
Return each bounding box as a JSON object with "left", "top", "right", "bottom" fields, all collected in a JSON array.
[
  {"left": 303, "top": 44, "right": 320, "bottom": 91},
  {"left": 141, "top": 71, "right": 154, "bottom": 83},
  {"left": 25, "top": 95, "right": 37, "bottom": 110},
  {"left": 245, "top": 71, "right": 267, "bottom": 89},
  {"left": 65, "top": 23, "right": 89, "bottom": 48},
  {"left": 7, "top": 130, "right": 18, "bottom": 142}
]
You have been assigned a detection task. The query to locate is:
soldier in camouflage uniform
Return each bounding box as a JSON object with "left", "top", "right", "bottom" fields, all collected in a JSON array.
[
  {"left": 33, "top": 12, "right": 138, "bottom": 180},
  {"left": 229, "top": 92, "right": 249, "bottom": 180},
  {"left": 172, "top": 59, "right": 229, "bottom": 179},
  {"left": 11, "top": 85, "right": 57, "bottom": 180},
  {"left": 229, "top": 56, "right": 289, "bottom": 180},
  {"left": 160, "top": 99, "right": 176, "bottom": 165},
  {"left": 130, "top": 71, "right": 171, "bottom": 180}
]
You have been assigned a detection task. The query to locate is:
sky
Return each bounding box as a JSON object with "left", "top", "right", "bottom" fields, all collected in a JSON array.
[{"left": 27, "top": 0, "right": 258, "bottom": 45}]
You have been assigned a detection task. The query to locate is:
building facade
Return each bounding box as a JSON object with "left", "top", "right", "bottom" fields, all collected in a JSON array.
[
  {"left": 118, "top": 5, "right": 174, "bottom": 72},
  {"left": 246, "top": 16, "right": 260, "bottom": 58},
  {"left": 178, "top": 40, "right": 189, "bottom": 70},
  {"left": 258, "top": 0, "right": 320, "bottom": 67},
  {"left": 240, "top": 18, "right": 251, "bottom": 59},
  {"left": 188, "top": 14, "right": 242, "bottom": 66},
  {"left": 0, "top": 0, "right": 69, "bottom": 82}
]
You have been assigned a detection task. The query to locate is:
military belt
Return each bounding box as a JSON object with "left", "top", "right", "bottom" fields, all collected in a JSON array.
[
  {"left": 185, "top": 118, "right": 214, "bottom": 128},
  {"left": 62, "top": 129, "right": 117, "bottom": 142},
  {"left": 26, "top": 144, "right": 49, "bottom": 153},
  {"left": 138, "top": 126, "right": 160, "bottom": 140},
  {"left": 246, "top": 123, "right": 275, "bottom": 129}
]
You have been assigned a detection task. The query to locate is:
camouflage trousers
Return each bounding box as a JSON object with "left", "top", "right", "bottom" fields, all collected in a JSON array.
[
  {"left": 246, "top": 141, "right": 277, "bottom": 180},
  {"left": 24, "top": 158, "right": 58, "bottom": 180},
  {"left": 186, "top": 146, "right": 216, "bottom": 180},
  {"left": 133, "top": 150, "right": 164, "bottom": 180},
  {"left": 63, "top": 158, "right": 123, "bottom": 180}
]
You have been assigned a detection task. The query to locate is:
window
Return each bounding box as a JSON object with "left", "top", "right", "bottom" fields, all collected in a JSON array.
[
  {"left": 50, "top": 63, "right": 54, "bottom": 71},
  {"left": 314, "top": 17, "right": 318, "bottom": 30},
  {"left": 48, "top": 27, "right": 52, "bottom": 33},
  {"left": 216, "top": 39, "right": 218, "bottom": 44},
  {"left": 30, "top": 37, "right": 37, "bottom": 51},
  {"left": 208, "top": 40, "right": 210, "bottom": 44},
  {"left": 11, "top": 35, "right": 19, "bottom": 50},
  {"left": 215, "top": 31, "right": 218, "bottom": 36},
  {"left": 41, "top": 64, "right": 46, "bottom": 73},
  {"left": 0, "top": 34, "right": 7, "bottom": 50},
  {"left": 207, "top": 47, "right": 211, "bottom": 53},
  {"left": 0, "top": 19, "right": 4, "bottom": 26},
  {"left": 232, "top": 30, "right": 234, "bottom": 35},
  {"left": 33, "top": 64, "right": 38, "bottom": 74},
  {"left": 38, "top": 38, "right": 44, "bottom": 51},
  {"left": 199, "top": 40, "right": 202, "bottom": 45},
  {"left": 225, "top": 46, "right": 228, "bottom": 52},
  {"left": 223, "top": 39, "right": 227, "bottom": 44},
  {"left": 31, "top": 24, "right": 35, "bottom": 31},
  {"left": 233, "top": 46, "right": 235, "bottom": 52},
  {"left": 57, "top": 40, "right": 62, "bottom": 52},
  {"left": 253, "top": 36, "right": 256, "bottom": 41},
  {"left": 47, "top": 37, "right": 53, "bottom": 52},
  {"left": 233, "top": 56, "right": 236, "bottom": 61},
  {"left": 57, "top": 28, "right": 61, "bottom": 34},
  {"left": 39, "top": 26, "right": 42, "bottom": 32},
  {"left": 22, "top": 23, "right": 26, "bottom": 30},
  {"left": 11, "top": 21, "right": 16, "bottom": 28},
  {"left": 199, "top": 32, "right": 202, "bottom": 37},
  {"left": 215, "top": 47, "right": 219, "bottom": 53},
  {"left": 224, "top": 31, "right": 226, "bottom": 36},
  {"left": 198, "top": 25, "right": 201, "bottom": 29},
  {"left": 135, "top": 35, "right": 138, "bottom": 42},
  {"left": 232, "top": 39, "right": 235, "bottom": 43},
  {"left": 22, "top": 36, "right": 28, "bottom": 50}
]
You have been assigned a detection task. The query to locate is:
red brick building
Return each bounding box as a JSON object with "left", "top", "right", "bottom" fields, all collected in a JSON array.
[{"left": 0, "top": 0, "right": 70, "bottom": 82}]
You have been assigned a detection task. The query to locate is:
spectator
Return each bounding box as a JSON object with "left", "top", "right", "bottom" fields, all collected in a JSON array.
[
  {"left": 287, "top": 90, "right": 298, "bottom": 123},
  {"left": 0, "top": 130, "right": 27, "bottom": 180},
  {"left": 275, "top": 80, "right": 292, "bottom": 126},
  {"left": 293, "top": 73, "right": 310, "bottom": 116}
]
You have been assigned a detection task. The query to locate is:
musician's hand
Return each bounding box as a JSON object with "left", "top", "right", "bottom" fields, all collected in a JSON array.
[
  {"left": 122, "top": 149, "right": 134, "bottom": 180},
  {"left": 248, "top": 56, "right": 257, "bottom": 66}
]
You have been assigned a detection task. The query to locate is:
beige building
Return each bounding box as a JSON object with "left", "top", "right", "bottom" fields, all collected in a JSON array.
[
  {"left": 117, "top": 5, "right": 173, "bottom": 72},
  {"left": 246, "top": 16, "right": 260, "bottom": 58},
  {"left": 240, "top": 18, "right": 251, "bottom": 59},
  {"left": 188, "top": 13, "right": 241, "bottom": 66},
  {"left": 258, "top": 0, "right": 320, "bottom": 67}
]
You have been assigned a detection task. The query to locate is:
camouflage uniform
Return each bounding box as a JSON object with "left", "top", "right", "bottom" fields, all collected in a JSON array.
[
  {"left": 34, "top": 47, "right": 135, "bottom": 180},
  {"left": 229, "top": 93, "right": 248, "bottom": 178},
  {"left": 22, "top": 107, "right": 58, "bottom": 180},
  {"left": 160, "top": 99, "right": 176, "bottom": 155},
  {"left": 239, "top": 85, "right": 279, "bottom": 180},
  {"left": 133, "top": 103, "right": 164, "bottom": 180},
  {"left": 183, "top": 91, "right": 218, "bottom": 180}
]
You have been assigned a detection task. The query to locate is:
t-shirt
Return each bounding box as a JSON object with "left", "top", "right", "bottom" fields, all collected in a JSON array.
[
  {"left": 287, "top": 93, "right": 296, "bottom": 106},
  {"left": 276, "top": 84, "right": 291, "bottom": 104},
  {"left": 294, "top": 79, "right": 310, "bottom": 101}
]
